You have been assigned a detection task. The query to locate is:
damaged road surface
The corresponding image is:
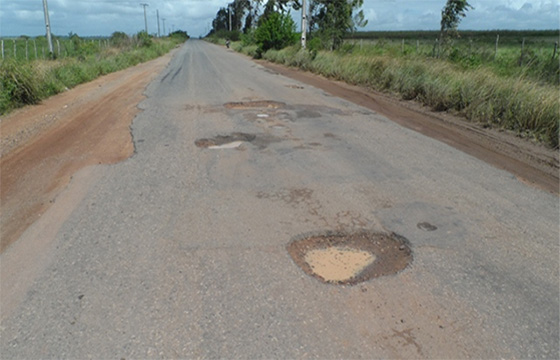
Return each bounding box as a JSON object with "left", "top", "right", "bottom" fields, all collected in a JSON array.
[{"left": 1, "top": 40, "right": 558, "bottom": 359}]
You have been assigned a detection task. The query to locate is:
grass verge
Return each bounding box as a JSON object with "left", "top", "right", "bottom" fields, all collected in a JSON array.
[
  {"left": 0, "top": 38, "right": 183, "bottom": 115},
  {"left": 237, "top": 43, "right": 558, "bottom": 148}
]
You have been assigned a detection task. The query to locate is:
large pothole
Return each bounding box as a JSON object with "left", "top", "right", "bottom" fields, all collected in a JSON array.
[
  {"left": 194, "top": 133, "right": 256, "bottom": 149},
  {"left": 287, "top": 231, "right": 412, "bottom": 285}
]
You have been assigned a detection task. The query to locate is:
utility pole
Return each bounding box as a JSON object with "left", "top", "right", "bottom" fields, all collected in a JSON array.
[
  {"left": 157, "top": 10, "right": 161, "bottom": 37},
  {"left": 301, "top": 0, "right": 307, "bottom": 49},
  {"left": 42, "top": 0, "right": 54, "bottom": 56},
  {"left": 140, "top": 3, "right": 149, "bottom": 34},
  {"left": 228, "top": 5, "right": 232, "bottom": 32}
]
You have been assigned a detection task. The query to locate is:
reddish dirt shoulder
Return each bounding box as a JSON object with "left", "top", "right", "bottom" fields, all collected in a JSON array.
[
  {"left": 260, "top": 61, "right": 559, "bottom": 195},
  {"left": 0, "top": 51, "right": 176, "bottom": 253}
]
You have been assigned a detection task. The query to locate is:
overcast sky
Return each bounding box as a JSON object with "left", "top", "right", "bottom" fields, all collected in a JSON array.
[{"left": 1, "top": 0, "right": 559, "bottom": 38}]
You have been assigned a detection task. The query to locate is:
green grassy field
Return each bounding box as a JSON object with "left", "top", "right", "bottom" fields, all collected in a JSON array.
[{"left": 345, "top": 30, "right": 559, "bottom": 86}]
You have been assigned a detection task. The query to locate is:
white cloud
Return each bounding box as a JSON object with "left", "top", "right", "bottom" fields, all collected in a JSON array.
[{"left": 0, "top": 0, "right": 558, "bottom": 38}]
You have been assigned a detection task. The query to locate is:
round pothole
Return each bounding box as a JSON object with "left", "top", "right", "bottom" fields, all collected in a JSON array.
[{"left": 287, "top": 231, "right": 412, "bottom": 285}]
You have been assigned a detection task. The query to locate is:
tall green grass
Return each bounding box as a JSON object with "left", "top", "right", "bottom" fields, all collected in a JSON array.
[
  {"left": 0, "top": 38, "right": 182, "bottom": 115},
  {"left": 260, "top": 45, "right": 558, "bottom": 148}
]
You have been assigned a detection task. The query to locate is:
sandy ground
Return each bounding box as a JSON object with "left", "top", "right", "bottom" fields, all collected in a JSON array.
[
  {"left": 0, "top": 51, "right": 176, "bottom": 252},
  {"left": 0, "top": 47, "right": 557, "bottom": 254}
]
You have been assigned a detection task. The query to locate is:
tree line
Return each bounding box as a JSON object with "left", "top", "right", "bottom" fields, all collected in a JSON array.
[{"left": 208, "top": 0, "right": 472, "bottom": 54}]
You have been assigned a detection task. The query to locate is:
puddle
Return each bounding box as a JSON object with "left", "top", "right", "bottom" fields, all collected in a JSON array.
[
  {"left": 195, "top": 133, "right": 256, "bottom": 149},
  {"left": 288, "top": 231, "right": 412, "bottom": 285},
  {"left": 224, "top": 101, "right": 285, "bottom": 110}
]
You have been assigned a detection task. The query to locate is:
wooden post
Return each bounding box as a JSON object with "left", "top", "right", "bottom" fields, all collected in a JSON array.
[
  {"left": 416, "top": 39, "right": 419, "bottom": 53},
  {"left": 519, "top": 37, "right": 525, "bottom": 66},
  {"left": 553, "top": 41, "right": 558, "bottom": 60},
  {"left": 494, "top": 34, "right": 499, "bottom": 60},
  {"left": 1, "top": 40, "right": 3, "bottom": 60},
  {"left": 57, "top": 39, "right": 60, "bottom": 57},
  {"left": 34, "top": 40, "right": 38, "bottom": 59},
  {"left": 26, "top": 40, "right": 29, "bottom": 61},
  {"left": 13, "top": 40, "right": 16, "bottom": 59},
  {"left": 402, "top": 39, "right": 404, "bottom": 54}
]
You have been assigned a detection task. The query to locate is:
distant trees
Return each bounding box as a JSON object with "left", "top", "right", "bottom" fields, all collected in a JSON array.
[{"left": 207, "top": 0, "right": 367, "bottom": 52}]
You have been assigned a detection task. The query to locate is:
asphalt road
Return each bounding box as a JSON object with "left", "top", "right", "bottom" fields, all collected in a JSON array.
[{"left": 1, "top": 40, "right": 558, "bottom": 359}]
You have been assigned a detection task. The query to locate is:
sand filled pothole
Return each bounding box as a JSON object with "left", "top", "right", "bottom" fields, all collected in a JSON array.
[
  {"left": 288, "top": 231, "right": 412, "bottom": 285},
  {"left": 304, "top": 247, "right": 376, "bottom": 283}
]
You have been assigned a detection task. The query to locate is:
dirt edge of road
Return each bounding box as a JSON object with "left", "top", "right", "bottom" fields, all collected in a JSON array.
[
  {"left": 0, "top": 50, "right": 177, "bottom": 253},
  {"left": 258, "top": 60, "right": 559, "bottom": 195}
]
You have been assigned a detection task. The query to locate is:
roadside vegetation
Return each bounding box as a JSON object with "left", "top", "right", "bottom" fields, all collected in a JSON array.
[
  {"left": 0, "top": 31, "right": 189, "bottom": 115},
  {"left": 206, "top": 0, "right": 559, "bottom": 148}
]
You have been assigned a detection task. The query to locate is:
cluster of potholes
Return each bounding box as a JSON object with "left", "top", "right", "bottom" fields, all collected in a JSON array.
[
  {"left": 194, "top": 100, "right": 415, "bottom": 285},
  {"left": 288, "top": 231, "right": 412, "bottom": 285},
  {"left": 195, "top": 101, "right": 288, "bottom": 150}
]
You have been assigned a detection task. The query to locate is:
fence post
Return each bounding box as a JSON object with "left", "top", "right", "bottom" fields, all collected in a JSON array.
[
  {"left": 416, "top": 39, "right": 419, "bottom": 53},
  {"left": 57, "top": 39, "right": 60, "bottom": 57},
  {"left": 1, "top": 40, "right": 3, "bottom": 60},
  {"left": 26, "top": 40, "right": 29, "bottom": 61},
  {"left": 13, "top": 40, "right": 16, "bottom": 59},
  {"left": 553, "top": 41, "right": 558, "bottom": 60},
  {"left": 519, "top": 37, "right": 525, "bottom": 66},
  {"left": 494, "top": 34, "right": 499, "bottom": 60},
  {"left": 402, "top": 39, "right": 404, "bottom": 54},
  {"left": 34, "top": 40, "right": 38, "bottom": 59}
]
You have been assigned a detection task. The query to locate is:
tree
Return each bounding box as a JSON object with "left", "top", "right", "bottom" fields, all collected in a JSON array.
[
  {"left": 211, "top": 7, "right": 229, "bottom": 33},
  {"left": 440, "top": 0, "right": 473, "bottom": 42},
  {"left": 255, "top": 10, "right": 297, "bottom": 53},
  {"left": 309, "top": 0, "right": 367, "bottom": 50}
]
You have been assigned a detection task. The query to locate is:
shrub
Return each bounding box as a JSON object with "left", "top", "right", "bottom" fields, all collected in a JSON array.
[
  {"left": 0, "top": 60, "right": 40, "bottom": 113},
  {"left": 255, "top": 11, "right": 298, "bottom": 55}
]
